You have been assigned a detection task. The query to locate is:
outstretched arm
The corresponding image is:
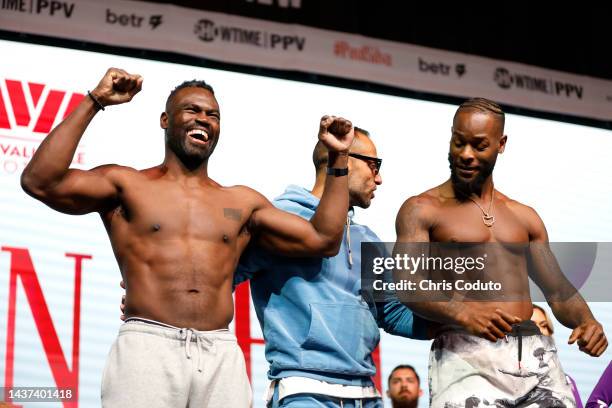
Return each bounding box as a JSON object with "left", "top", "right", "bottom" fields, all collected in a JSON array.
[
  {"left": 250, "top": 116, "right": 352, "bottom": 257},
  {"left": 525, "top": 206, "right": 607, "bottom": 357},
  {"left": 21, "top": 68, "right": 142, "bottom": 214}
]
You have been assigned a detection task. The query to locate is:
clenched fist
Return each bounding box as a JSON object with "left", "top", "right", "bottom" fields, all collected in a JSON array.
[
  {"left": 318, "top": 115, "right": 354, "bottom": 154},
  {"left": 90, "top": 68, "right": 143, "bottom": 107}
]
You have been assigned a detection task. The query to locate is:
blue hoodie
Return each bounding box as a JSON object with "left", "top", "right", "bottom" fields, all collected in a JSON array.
[{"left": 235, "top": 185, "right": 427, "bottom": 386}]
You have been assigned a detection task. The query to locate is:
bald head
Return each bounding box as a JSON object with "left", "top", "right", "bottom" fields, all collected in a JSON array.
[{"left": 312, "top": 126, "right": 371, "bottom": 172}]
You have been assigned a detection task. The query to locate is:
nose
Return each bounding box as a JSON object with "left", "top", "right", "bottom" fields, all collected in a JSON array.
[
  {"left": 458, "top": 145, "right": 475, "bottom": 163},
  {"left": 195, "top": 113, "right": 212, "bottom": 127},
  {"left": 374, "top": 172, "right": 382, "bottom": 185}
]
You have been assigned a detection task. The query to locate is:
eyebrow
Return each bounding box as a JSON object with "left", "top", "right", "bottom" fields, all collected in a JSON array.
[
  {"left": 180, "top": 103, "right": 220, "bottom": 113},
  {"left": 453, "top": 132, "right": 489, "bottom": 140}
]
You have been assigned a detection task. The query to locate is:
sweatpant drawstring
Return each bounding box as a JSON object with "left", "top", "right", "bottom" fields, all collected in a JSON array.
[
  {"left": 517, "top": 325, "right": 523, "bottom": 370},
  {"left": 180, "top": 328, "right": 214, "bottom": 373}
]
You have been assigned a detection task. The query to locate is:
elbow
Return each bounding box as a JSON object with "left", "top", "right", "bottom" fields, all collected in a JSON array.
[
  {"left": 20, "top": 171, "right": 37, "bottom": 195},
  {"left": 320, "top": 237, "right": 342, "bottom": 257},
  {"left": 20, "top": 171, "right": 47, "bottom": 199}
]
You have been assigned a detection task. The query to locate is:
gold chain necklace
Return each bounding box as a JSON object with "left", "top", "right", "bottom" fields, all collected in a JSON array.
[{"left": 464, "top": 188, "right": 495, "bottom": 227}]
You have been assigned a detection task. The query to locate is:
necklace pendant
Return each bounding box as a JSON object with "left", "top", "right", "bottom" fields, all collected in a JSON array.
[{"left": 483, "top": 214, "right": 495, "bottom": 227}]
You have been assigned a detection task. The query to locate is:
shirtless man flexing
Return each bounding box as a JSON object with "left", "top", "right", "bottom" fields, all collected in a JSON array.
[
  {"left": 21, "top": 68, "right": 354, "bottom": 407},
  {"left": 395, "top": 98, "right": 607, "bottom": 407}
]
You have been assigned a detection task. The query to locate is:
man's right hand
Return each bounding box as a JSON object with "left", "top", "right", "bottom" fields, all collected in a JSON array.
[
  {"left": 90, "top": 68, "right": 143, "bottom": 108},
  {"left": 455, "top": 304, "right": 521, "bottom": 342}
]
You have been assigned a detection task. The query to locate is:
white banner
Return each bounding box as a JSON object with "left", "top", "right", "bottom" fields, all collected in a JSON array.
[{"left": 1, "top": 0, "right": 612, "bottom": 122}]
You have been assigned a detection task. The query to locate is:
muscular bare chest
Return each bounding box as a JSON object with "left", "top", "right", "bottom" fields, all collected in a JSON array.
[
  {"left": 431, "top": 202, "right": 530, "bottom": 243},
  {"left": 105, "top": 178, "right": 252, "bottom": 246}
]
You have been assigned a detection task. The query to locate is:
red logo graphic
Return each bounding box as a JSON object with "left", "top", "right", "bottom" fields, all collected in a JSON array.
[
  {"left": 333, "top": 41, "right": 392, "bottom": 67},
  {"left": 2, "top": 246, "right": 91, "bottom": 408},
  {"left": 0, "top": 79, "right": 85, "bottom": 174},
  {"left": 0, "top": 79, "right": 84, "bottom": 137}
]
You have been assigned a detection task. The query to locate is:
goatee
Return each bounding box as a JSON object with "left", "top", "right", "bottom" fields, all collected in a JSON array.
[{"left": 448, "top": 152, "right": 495, "bottom": 201}]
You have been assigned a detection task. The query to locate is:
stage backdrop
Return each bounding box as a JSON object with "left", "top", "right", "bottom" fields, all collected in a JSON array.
[{"left": 0, "top": 39, "right": 610, "bottom": 407}]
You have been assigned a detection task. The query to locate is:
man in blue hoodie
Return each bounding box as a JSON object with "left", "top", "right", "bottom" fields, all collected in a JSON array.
[{"left": 236, "top": 128, "right": 428, "bottom": 408}]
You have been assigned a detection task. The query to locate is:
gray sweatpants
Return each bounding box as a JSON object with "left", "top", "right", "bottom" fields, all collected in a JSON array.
[{"left": 101, "top": 318, "right": 252, "bottom": 407}]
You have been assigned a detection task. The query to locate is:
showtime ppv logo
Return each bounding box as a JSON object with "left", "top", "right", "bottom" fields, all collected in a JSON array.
[{"left": 0, "top": 79, "right": 85, "bottom": 174}]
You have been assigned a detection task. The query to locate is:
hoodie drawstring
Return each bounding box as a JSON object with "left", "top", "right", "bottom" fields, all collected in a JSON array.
[{"left": 346, "top": 215, "right": 353, "bottom": 268}]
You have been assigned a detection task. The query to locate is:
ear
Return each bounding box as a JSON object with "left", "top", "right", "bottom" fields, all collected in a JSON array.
[
  {"left": 386, "top": 390, "right": 391, "bottom": 398},
  {"left": 160, "top": 111, "right": 168, "bottom": 130},
  {"left": 419, "top": 388, "right": 424, "bottom": 397},
  {"left": 347, "top": 155, "right": 355, "bottom": 172},
  {"left": 498, "top": 134, "right": 508, "bottom": 154}
]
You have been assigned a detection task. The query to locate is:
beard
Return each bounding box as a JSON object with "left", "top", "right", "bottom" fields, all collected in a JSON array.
[
  {"left": 166, "top": 130, "right": 216, "bottom": 170},
  {"left": 448, "top": 152, "right": 495, "bottom": 200},
  {"left": 390, "top": 393, "right": 418, "bottom": 408}
]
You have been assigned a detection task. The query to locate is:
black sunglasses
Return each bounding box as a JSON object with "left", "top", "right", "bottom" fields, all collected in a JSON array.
[{"left": 348, "top": 153, "right": 382, "bottom": 175}]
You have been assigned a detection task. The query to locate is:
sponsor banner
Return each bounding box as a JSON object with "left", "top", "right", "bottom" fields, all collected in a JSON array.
[{"left": 1, "top": 0, "right": 612, "bottom": 122}]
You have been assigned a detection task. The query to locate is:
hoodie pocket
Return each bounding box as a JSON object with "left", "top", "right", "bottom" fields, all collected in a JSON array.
[{"left": 300, "top": 302, "right": 380, "bottom": 375}]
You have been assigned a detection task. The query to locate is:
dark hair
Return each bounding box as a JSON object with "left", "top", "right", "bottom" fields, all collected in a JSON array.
[
  {"left": 354, "top": 126, "right": 370, "bottom": 137},
  {"left": 165, "top": 80, "right": 215, "bottom": 110},
  {"left": 388, "top": 364, "right": 420, "bottom": 386},
  {"left": 312, "top": 126, "right": 371, "bottom": 170},
  {"left": 455, "top": 97, "right": 505, "bottom": 132},
  {"left": 532, "top": 304, "right": 555, "bottom": 335}
]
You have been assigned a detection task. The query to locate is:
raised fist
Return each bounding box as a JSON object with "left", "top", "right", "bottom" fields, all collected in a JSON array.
[
  {"left": 318, "top": 115, "right": 354, "bottom": 154},
  {"left": 90, "top": 68, "right": 143, "bottom": 107}
]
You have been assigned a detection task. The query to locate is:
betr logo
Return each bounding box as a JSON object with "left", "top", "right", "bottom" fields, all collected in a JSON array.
[
  {"left": 106, "top": 9, "right": 163, "bottom": 29},
  {"left": 419, "top": 57, "right": 451, "bottom": 76}
]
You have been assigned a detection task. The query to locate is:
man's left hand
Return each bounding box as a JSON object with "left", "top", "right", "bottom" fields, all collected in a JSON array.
[
  {"left": 568, "top": 319, "right": 608, "bottom": 356},
  {"left": 318, "top": 115, "right": 354, "bottom": 154}
]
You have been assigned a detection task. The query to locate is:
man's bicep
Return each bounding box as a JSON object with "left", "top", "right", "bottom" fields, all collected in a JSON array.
[
  {"left": 395, "top": 197, "right": 431, "bottom": 242},
  {"left": 525, "top": 210, "right": 578, "bottom": 302},
  {"left": 252, "top": 205, "right": 326, "bottom": 256},
  {"left": 523, "top": 207, "right": 563, "bottom": 290},
  {"left": 393, "top": 198, "right": 433, "bottom": 305},
  {"left": 40, "top": 166, "right": 120, "bottom": 214}
]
